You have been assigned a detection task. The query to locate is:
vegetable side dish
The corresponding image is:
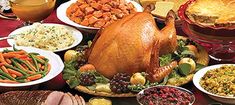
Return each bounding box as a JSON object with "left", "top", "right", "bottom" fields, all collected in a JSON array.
[
  {"left": 0, "top": 47, "right": 50, "bottom": 83},
  {"left": 200, "top": 65, "right": 235, "bottom": 97},
  {"left": 15, "top": 23, "right": 75, "bottom": 51},
  {"left": 66, "top": 0, "right": 137, "bottom": 28}
]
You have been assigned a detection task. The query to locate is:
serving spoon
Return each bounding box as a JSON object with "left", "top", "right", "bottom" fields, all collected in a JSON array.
[{"left": 0, "top": 34, "right": 21, "bottom": 41}]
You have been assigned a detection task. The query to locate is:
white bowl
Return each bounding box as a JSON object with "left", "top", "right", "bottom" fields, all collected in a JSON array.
[
  {"left": 56, "top": 0, "right": 144, "bottom": 33},
  {"left": 0, "top": 46, "right": 64, "bottom": 87},
  {"left": 193, "top": 64, "right": 235, "bottom": 104},
  {"left": 7, "top": 23, "right": 83, "bottom": 52}
]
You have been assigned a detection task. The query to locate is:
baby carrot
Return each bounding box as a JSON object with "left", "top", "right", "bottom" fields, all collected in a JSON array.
[
  {"left": 2, "top": 54, "right": 20, "bottom": 58},
  {"left": 0, "top": 79, "right": 19, "bottom": 83},
  {"left": 1, "top": 66, "right": 8, "bottom": 73},
  {"left": 0, "top": 53, "right": 7, "bottom": 64},
  {"left": 7, "top": 50, "right": 26, "bottom": 55},
  {"left": 5, "top": 59, "right": 11, "bottom": 64},
  {"left": 27, "top": 74, "right": 42, "bottom": 81},
  {"left": 8, "top": 69, "right": 23, "bottom": 77},
  {"left": 25, "top": 60, "right": 37, "bottom": 71},
  {"left": 11, "top": 74, "right": 17, "bottom": 78}
]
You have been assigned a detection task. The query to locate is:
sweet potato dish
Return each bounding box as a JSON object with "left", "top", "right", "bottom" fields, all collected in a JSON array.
[{"left": 66, "top": 0, "right": 137, "bottom": 28}]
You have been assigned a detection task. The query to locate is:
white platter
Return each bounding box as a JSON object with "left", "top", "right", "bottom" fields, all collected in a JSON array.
[
  {"left": 56, "top": 0, "right": 143, "bottom": 33},
  {"left": 7, "top": 23, "right": 83, "bottom": 52},
  {"left": 0, "top": 46, "right": 64, "bottom": 87}
]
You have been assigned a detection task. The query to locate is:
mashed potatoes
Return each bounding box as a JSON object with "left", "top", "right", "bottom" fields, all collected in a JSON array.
[{"left": 15, "top": 23, "right": 75, "bottom": 51}]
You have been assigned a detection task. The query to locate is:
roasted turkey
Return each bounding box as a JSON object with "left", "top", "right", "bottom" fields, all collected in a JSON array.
[{"left": 87, "top": 10, "right": 178, "bottom": 82}]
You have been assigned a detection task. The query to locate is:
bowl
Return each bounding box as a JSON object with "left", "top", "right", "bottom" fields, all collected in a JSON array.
[
  {"left": 0, "top": 46, "right": 64, "bottom": 91},
  {"left": 137, "top": 85, "right": 195, "bottom": 105},
  {"left": 193, "top": 64, "right": 235, "bottom": 104},
  {"left": 7, "top": 23, "right": 83, "bottom": 53},
  {"left": 56, "top": 0, "right": 143, "bottom": 34}
]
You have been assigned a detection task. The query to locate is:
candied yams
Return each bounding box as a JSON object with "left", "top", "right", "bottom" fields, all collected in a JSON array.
[
  {"left": 66, "top": 0, "right": 137, "bottom": 28},
  {"left": 186, "top": 0, "right": 235, "bottom": 27}
]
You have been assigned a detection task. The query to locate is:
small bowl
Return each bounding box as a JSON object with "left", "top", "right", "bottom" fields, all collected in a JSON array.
[
  {"left": 0, "top": 46, "right": 64, "bottom": 92},
  {"left": 193, "top": 64, "right": 235, "bottom": 104},
  {"left": 137, "top": 85, "right": 195, "bottom": 105},
  {"left": 56, "top": 0, "right": 143, "bottom": 34}
]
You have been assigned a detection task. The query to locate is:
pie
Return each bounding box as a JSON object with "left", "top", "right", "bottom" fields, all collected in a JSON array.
[{"left": 186, "top": 0, "right": 235, "bottom": 27}]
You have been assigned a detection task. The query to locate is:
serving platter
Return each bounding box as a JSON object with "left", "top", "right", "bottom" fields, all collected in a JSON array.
[
  {"left": 7, "top": 23, "right": 83, "bottom": 52},
  {"left": 65, "top": 36, "right": 209, "bottom": 97},
  {"left": 56, "top": 0, "right": 143, "bottom": 33},
  {"left": 0, "top": 46, "right": 64, "bottom": 87}
]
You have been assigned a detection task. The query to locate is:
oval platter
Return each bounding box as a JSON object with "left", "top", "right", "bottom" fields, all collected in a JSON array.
[{"left": 69, "top": 36, "right": 209, "bottom": 97}]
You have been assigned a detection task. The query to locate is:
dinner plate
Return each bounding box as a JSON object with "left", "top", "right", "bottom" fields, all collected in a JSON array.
[
  {"left": 7, "top": 23, "right": 83, "bottom": 52},
  {"left": 56, "top": 0, "right": 144, "bottom": 33},
  {"left": 0, "top": 46, "right": 64, "bottom": 87}
]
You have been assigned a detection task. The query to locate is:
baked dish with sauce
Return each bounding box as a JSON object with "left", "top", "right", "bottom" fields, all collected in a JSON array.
[{"left": 186, "top": 0, "right": 235, "bottom": 27}]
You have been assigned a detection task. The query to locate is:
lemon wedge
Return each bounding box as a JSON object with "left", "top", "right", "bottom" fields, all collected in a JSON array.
[{"left": 151, "top": 1, "right": 175, "bottom": 18}]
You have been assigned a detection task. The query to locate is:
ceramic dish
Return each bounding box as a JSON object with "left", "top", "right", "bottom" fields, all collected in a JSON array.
[
  {"left": 178, "top": 0, "right": 235, "bottom": 30},
  {"left": 193, "top": 64, "right": 235, "bottom": 104},
  {"left": 0, "top": 46, "right": 64, "bottom": 87},
  {"left": 56, "top": 0, "right": 143, "bottom": 33},
  {"left": 137, "top": 85, "right": 195, "bottom": 105},
  {"left": 7, "top": 23, "right": 83, "bottom": 52}
]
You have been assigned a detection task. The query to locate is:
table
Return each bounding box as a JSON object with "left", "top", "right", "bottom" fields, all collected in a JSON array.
[{"left": 0, "top": 10, "right": 233, "bottom": 105}]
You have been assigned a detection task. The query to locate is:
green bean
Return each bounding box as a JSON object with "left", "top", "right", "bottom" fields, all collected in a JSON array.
[
  {"left": 0, "top": 69, "right": 15, "bottom": 80},
  {"left": 28, "top": 52, "right": 40, "bottom": 55},
  {"left": 0, "top": 75, "right": 8, "bottom": 80},
  {"left": 2, "top": 49, "right": 14, "bottom": 53},
  {"left": 16, "top": 79, "right": 26, "bottom": 83},
  {"left": 13, "top": 45, "right": 19, "bottom": 51},
  {"left": 29, "top": 54, "right": 39, "bottom": 71},
  {"left": 35, "top": 57, "right": 46, "bottom": 64},
  {"left": 13, "top": 58, "right": 35, "bottom": 72},
  {"left": 16, "top": 71, "right": 46, "bottom": 80},
  {"left": 4, "top": 64, "right": 28, "bottom": 76},
  {"left": 44, "top": 60, "right": 49, "bottom": 72}
]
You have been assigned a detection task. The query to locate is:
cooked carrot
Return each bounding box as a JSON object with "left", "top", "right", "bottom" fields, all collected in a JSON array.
[
  {"left": 7, "top": 50, "right": 26, "bottom": 55},
  {"left": 0, "top": 62, "right": 6, "bottom": 66},
  {"left": 38, "top": 63, "right": 42, "bottom": 69},
  {"left": 16, "top": 55, "right": 28, "bottom": 59},
  {"left": 11, "top": 74, "right": 17, "bottom": 78},
  {"left": 2, "top": 54, "right": 21, "bottom": 58},
  {"left": 0, "top": 79, "right": 19, "bottom": 83},
  {"left": 5, "top": 59, "right": 11, "bottom": 64},
  {"left": 8, "top": 69, "right": 23, "bottom": 77},
  {"left": 37, "top": 55, "right": 45, "bottom": 59},
  {"left": 27, "top": 74, "right": 42, "bottom": 81},
  {"left": 25, "top": 60, "right": 37, "bottom": 71},
  {"left": 0, "top": 53, "right": 7, "bottom": 64},
  {"left": 41, "top": 66, "right": 44, "bottom": 70},
  {"left": 1, "top": 66, "right": 8, "bottom": 73}
]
